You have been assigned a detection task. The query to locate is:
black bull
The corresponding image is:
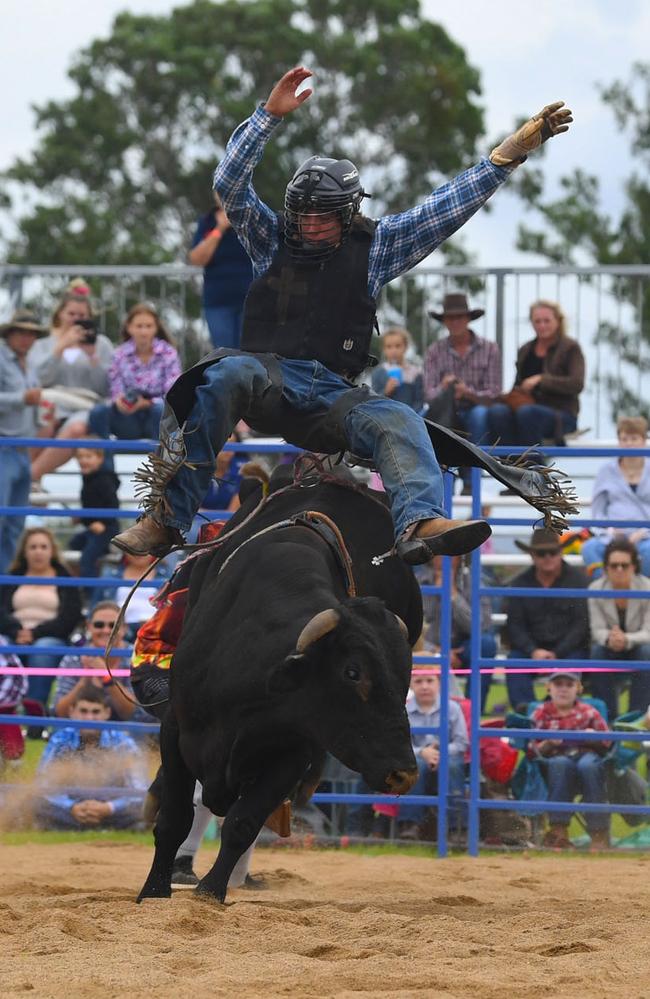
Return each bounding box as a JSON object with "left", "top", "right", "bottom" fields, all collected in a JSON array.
[{"left": 138, "top": 475, "right": 423, "bottom": 902}]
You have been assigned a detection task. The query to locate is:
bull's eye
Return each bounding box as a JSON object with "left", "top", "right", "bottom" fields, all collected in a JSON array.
[{"left": 344, "top": 666, "right": 362, "bottom": 683}]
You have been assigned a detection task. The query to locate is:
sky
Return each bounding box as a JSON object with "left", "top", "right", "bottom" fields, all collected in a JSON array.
[{"left": 0, "top": 0, "right": 644, "bottom": 265}]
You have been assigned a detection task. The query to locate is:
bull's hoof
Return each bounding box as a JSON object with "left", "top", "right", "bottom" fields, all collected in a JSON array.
[
  {"left": 136, "top": 881, "right": 172, "bottom": 903},
  {"left": 195, "top": 878, "right": 227, "bottom": 904}
]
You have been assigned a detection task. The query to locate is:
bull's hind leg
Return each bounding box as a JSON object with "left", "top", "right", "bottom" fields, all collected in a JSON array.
[
  {"left": 137, "top": 713, "right": 195, "bottom": 902},
  {"left": 197, "top": 746, "right": 311, "bottom": 902}
]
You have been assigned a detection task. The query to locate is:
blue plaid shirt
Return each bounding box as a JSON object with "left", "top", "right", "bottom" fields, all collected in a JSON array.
[{"left": 213, "top": 106, "right": 513, "bottom": 298}]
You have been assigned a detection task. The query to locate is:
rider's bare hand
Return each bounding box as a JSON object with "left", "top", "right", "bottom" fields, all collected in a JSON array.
[{"left": 265, "top": 67, "right": 313, "bottom": 117}]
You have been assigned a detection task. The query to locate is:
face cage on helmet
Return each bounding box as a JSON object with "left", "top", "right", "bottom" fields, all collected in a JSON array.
[{"left": 284, "top": 193, "right": 362, "bottom": 263}]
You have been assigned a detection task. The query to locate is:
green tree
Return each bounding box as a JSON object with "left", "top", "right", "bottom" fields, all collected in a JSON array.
[
  {"left": 1, "top": 0, "right": 485, "bottom": 267},
  {"left": 511, "top": 63, "right": 650, "bottom": 417}
]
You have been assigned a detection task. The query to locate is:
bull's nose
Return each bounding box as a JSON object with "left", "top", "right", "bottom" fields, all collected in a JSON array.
[{"left": 385, "top": 768, "right": 418, "bottom": 795}]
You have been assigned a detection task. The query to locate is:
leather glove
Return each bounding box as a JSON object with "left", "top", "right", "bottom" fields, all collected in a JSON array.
[{"left": 490, "top": 102, "right": 573, "bottom": 166}]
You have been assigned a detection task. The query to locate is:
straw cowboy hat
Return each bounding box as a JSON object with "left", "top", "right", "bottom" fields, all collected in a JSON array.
[
  {"left": 429, "top": 292, "right": 485, "bottom": 322},
  {"left": 514, "top": 528, "right": 562, "bottom": 555},
  {"left": 0, "top": 308, "right": 48, "bottom": 339}
]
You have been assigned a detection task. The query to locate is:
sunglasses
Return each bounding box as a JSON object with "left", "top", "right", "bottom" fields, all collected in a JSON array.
[
  {"left": 608, "top": 561, "right": 633, "bottom": 570},
  {"left": 91, "top": 620, "right": 118, "bottom": 630},
  {"left": 533, "top": 549, "right": 561, "bottom": 558}
]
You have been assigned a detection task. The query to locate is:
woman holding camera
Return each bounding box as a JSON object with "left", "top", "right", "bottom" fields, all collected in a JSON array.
[{"left": 86, "top": 303, "right": 181, "bottom": 441}]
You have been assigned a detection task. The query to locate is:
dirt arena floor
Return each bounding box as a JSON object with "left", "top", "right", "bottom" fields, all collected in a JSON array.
[{"left": 0, "top": 842, "right": 648, "bottom": 999}]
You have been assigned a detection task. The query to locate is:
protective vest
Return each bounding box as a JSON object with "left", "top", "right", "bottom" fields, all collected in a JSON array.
[{"left": 240, "top": 215, "right": 377, "bottom": 376}]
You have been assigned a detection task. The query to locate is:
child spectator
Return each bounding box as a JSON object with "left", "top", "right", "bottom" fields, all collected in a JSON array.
[
  {"left": 530, "top": 669, "right": 611, "bottom": 849},
  {"left": 51, "top": 601, "right": 153, "bottom": 724},
  {"left": 34, "top": 683, "right": 147, "bottom": 830},
  {"left": 68, "top": 445, "right": 120, "bottom": 582},
  {"left": 371, "top": 328, "right": 424, "bottom": 412}
]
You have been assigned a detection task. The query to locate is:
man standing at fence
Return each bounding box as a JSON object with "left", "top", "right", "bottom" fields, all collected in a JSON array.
[
  {"left": 113, "top": 67, "right": 573, "bottom": 565},
  {"left": 0, "top": 310, "right": 48, "bottom": 573}
]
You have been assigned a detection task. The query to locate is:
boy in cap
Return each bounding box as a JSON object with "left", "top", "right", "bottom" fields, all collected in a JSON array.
[{"left": 530, "top": 669, "right": 611, "bottom": 849}]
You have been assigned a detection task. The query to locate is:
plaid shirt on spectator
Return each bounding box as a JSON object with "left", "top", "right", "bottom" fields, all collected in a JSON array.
[
  {"left": 213, "top": 106, "right": 514, "bottom": 300},
  {"left": 424, "top": 332, "right": 502, "bottom": 404},
  {"left": 530, "top": 699, "right": 611, "bottom": 757}
]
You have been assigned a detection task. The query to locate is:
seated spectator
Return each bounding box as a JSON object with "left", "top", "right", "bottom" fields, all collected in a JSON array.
[
  {"left": 587, "top": 538, "right": 650, "bottom": 720},
  {"left": 505, "top": 528, "right": 589, "bottom": 711},
  {"left": 371, "top": 328, "right": 424, "bottom": 413},
  {"left": 0, "top": 528, "right": 82, "bottom": 712},
  {"left": 29, "top": 279, "right": 113, "bottom": 434},
  {"left": 0, "top": 308, "right": 48, "bottom": 573},
  {"left": 421, "top": 555, "right": 497, "bottom": 712},
  {"left": 0, "top": 635, "right": 28, "bottom": 766},
  {"left": 530, "top": 669, "right": 611, "bottom": 849},
  {"left": 34, "top": 683, "right": 147, "bottom": 830},
  {"left": 188, "top": 193, "right": 253, "bottom": 349},
  {"left": 52, "top": 601, "right": 153, "bottom": 724},
  {"left": 28, "top": 302, "right": 182, "bottom": 481},
  {"left": 396, "top": 670, "right": 468, "bottom": 840},
  {"left": 581, "top": 416, "right": 650, "bottom": 579},
  {"left": 487, "top": 299, "right": 584, "bottom": 447},
  {"left": 68, "top": 444, "right": 120, "bottom": 585},
  {"left": 424, "top": 293, "right": 501, "bottom": 492},
  {"left": 96, "top": 552, "right": 168, "bottom": 642}
]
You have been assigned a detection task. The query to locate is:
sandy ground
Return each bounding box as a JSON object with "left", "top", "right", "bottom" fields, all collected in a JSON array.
[{"left": 0, "top": 843, "right": 648, "bottom": 999}]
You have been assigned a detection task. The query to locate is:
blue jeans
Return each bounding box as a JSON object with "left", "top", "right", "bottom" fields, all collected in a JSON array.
[
  {"left": 399, "top": 752, "right": 466, "bottom": 823},
  {"left": 24, "top": 635, "right": 62, "bottom": 708},
  {"left": 582, "top": 536, "right": 650, "bottom": 579},
  {"left": 487, "top": 403, "right": 576, "bottom": 446},
  {"left": 506, "top": 649, "right": 585, "bottom": 712},
  {"left": 0, "top": 446, "right": 30, "bottom": 574},
  {"left": 589, "top": 643, "right": 650, "bottom": 719},
  {"left": 165, "top": 357, "right": 446, "bottom": 537},
  {"left": 204, "top": 305, "right": 244, "bottom": 350},
  {"left": 88, "top": 401, "right": 164, "bottom": 440},
  {"left": 543, "top": 752, "right": 609, "bottom": 832},
  {"left": 457, "top": 632, "right": 498, "bottom": 712},
  {"left": 456, "top": 405, "right": 490, "bottom": 446},
  {"left": 69, "top": 526, "right": 116, "bottom": 580}
]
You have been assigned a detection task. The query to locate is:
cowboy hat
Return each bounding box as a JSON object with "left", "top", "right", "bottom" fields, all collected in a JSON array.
[
  {"left": 0, "top": 308, "right": 48, "bottom": 339},
  {"left": 514, "top": 528, "right": 562, "bottom": 554},
  {"left": 429, "top": 292, "right": 485, "bottom": 322}
]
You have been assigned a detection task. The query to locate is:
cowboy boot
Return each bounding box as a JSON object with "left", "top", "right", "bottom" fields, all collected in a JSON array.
[
  {"left": 396, "top": 517, "right": 491, "bottom": 566},
  {"left": 112, "top": 515, "right": 184, "bottom": 557}
]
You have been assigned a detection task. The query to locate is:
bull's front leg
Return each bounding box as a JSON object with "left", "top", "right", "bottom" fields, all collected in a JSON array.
[
  {"left": 197, "top": 745, "right": 311, "bottom": 903},
  {"left": 137, "top": 712, "right": 196, "bottom": 902}
]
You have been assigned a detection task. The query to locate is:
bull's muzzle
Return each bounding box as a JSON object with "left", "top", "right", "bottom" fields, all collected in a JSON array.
[{"left": 384, "top": 767, "right": 419, "bottom": 795}]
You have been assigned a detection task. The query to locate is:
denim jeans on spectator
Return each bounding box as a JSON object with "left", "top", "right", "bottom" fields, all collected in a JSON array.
[
  {"left": 205, "top": 305, "right": 244, "bottom": 350},
  {"left": 588, "top": 643, "right": 650, "bottom": 720},
  {"left": 165, "top": 356, "right": 446, "bottom": 537},
  {"left": 487, "top": 403, "right": 576, "bottom": 447},
  {"left": 542, "top": 751, "right": 609, "bottom": 832},
  {"left": 24, "top": 635, "right": 62, "bottom": 708},
  {"left": 0, "top": 447, "right": 30, "bottom": 574},
  {"left": 69, "top": 527, "right": 115, "bottom": 582},
  {"left": 398, "top": 753, "right": 466, "bottom": 823},
  {"left": 455, "top": 405, "right": 491, "bottom": 488},
  {"left": 505, "top": 649, "right": 585, "bottom": 712},
  {"left": 457, "top": 632, "right": 498, "bottom": 712},
  {"left": 581, "top": 536, "right": 650, "bottom": 580},
  {"left": 88, "top": 401, "right": 164, "bottom": 441}
]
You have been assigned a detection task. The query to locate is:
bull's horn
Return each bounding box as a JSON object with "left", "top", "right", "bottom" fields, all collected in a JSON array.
[
  {"left": 393, "top": 614, "right": 409, "bottom": 640},
  {"left": 296, "top": 608, "right": 340, "bottom": 652}
]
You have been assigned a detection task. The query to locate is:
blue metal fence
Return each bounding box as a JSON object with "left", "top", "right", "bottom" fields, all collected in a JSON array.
[{"left": 1, "top": 435, "right": 649, "bottom": 852}]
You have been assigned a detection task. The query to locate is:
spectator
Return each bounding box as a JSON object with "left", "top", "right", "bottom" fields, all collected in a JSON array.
[
  {"left": 530, "top": 669, "right": 611, "bottom": 849},
  {"left": 487, "top": 299, "right": 585, "bottom": 447},
  {"left": 87, "top": 303, "right": 181, "bottom": 441},
  {"left": 397, "top": 670, "right": 468, "bottom": 840},
  {"left": 371, "top": 328, "right": 424, "bottom": 412},
  {"left": 52, "top": 601, "right": 152, "bottom": 724},
  {"left": 0, "top": 635, "right": 28, "bottom": 765},
  {"left": 421, "top": 555, "right": 497, "bottom": 712},
  {"left": 581, "top": 416, "right": 650, "bottom": 579},
  {"left": 0, "top": 528, "right": 82, "bottom": 712},
  {"left": 505, "top": 528, "right": 589, "bottom": 711},
  {"left": 29, "top": 279, "right": 113, "bottom": 429},
  {"left": 188, "top": 193, "right": 253, "bottom": 349},
  {"left": 96, "top": 553, "right": 168, "bottom": 642},
  {"left": 587, "top": 538, "right": 650, "bottom": 721},
  {"left": 34, "top": 683, "right": 147, "bottom": 830},
  {"left": 0, "top": 309, "right": 48, "bottom": 572},
  {"left": 68, "top": 445, "right": 120, "bottom": 584},
  {"left": 200, "top": 433, "right": 251, "bottom": 516}
]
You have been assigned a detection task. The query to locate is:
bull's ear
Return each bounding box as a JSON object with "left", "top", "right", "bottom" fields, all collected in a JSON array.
[{"left": 267, "top": 653, "right": 308, "bottom": 693}]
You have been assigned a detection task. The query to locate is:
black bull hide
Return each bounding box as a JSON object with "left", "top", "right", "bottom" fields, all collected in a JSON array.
[{"left": 138, "top": 476, "right": 423, "bottom": 902}]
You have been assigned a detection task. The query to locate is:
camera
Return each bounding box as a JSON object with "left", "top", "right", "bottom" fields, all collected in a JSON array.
[{"left": 74, "top": 318, "right": 97, "bottom": 344}]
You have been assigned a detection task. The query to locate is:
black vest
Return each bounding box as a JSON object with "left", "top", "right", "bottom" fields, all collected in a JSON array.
[{"left": 240, "top": 215, "right": 377, "bottom": 376}]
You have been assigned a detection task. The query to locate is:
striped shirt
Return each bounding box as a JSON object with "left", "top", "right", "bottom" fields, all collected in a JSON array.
[
  {"left": 213, "top": 106, "right": 513, "bottom": 299},
  {"left": 424, "top": 332, "right": 502, "bottom": 404}
]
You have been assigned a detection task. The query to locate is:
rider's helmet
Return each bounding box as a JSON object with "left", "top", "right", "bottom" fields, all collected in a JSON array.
[{"left": 284, "top": 156, "right": 368, "bottom": 262}]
